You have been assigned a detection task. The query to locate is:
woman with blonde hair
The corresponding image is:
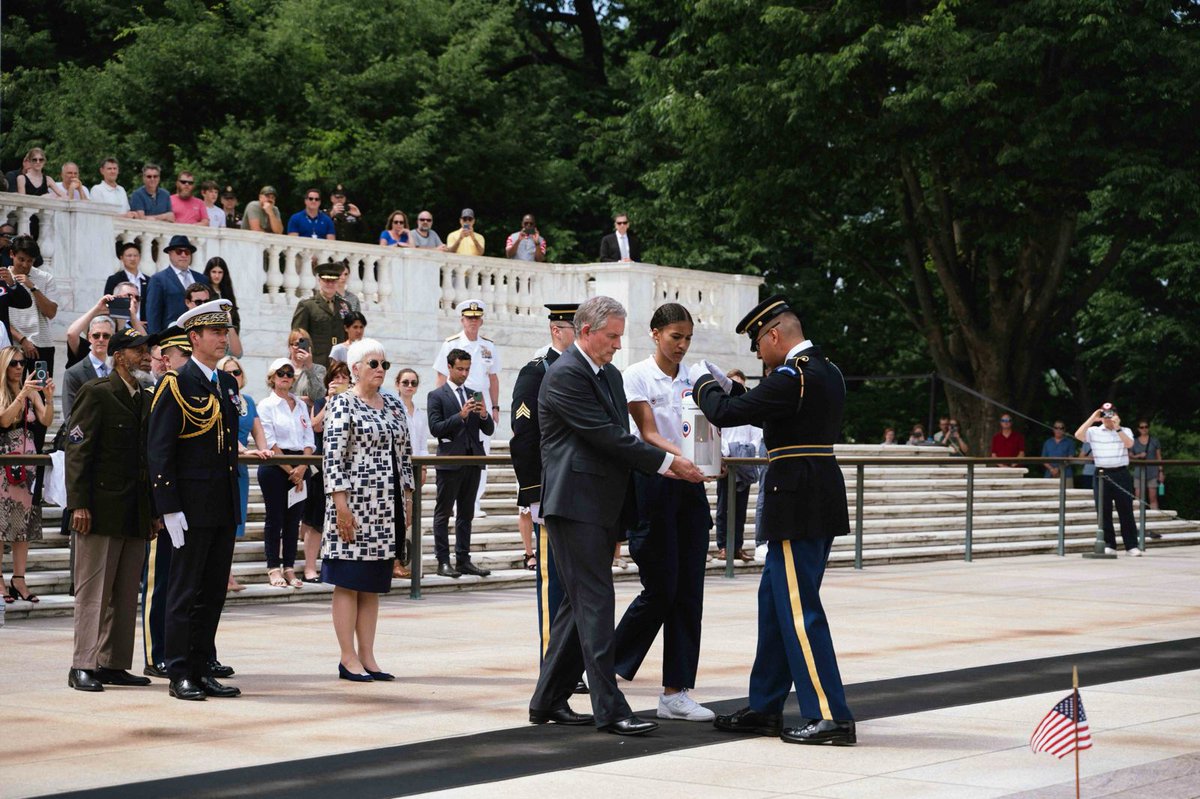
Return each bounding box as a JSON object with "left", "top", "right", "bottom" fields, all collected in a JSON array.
[{"left": 15, "top": 147, "right": 67, "bottom": 198}]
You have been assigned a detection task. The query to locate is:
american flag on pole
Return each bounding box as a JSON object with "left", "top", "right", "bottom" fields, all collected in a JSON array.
[{"left": 1030, "top": 692, "right": 1092, "bottom": 758}]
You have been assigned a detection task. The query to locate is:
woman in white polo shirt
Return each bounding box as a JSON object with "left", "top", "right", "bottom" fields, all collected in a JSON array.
[
  {"left": 613, "top": 302, "right": 715, "bottom": 722},
  {"left": 1074, "top": 404, "right": 1141, "bottom": 555}
]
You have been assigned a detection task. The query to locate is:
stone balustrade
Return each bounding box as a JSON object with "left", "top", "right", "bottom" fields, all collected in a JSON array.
[{"left": 1, "top": 193, "right": 763, "bottom": 430}]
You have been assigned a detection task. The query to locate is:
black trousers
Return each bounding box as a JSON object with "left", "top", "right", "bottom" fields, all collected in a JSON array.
[
  {"left": 530, "top": 516, "right": 632, "bottom": 728},
  {"left": 164, "top": 524, "right": 236, "bottom": 681},
  {"left": 432, "top": 467, "right": 480, "bottom": 565},
  {"left": 258, "top": 463, "right": 302, "bottom": 569},
  {"left": 715, "top": 483, "right": 750, "bottom": 550},
  {"left": 1095, "top": 467, "right": 1140, "bottom": 551},
  {"left": 615, "top": 475, "right": 710, "bottom": 688}
]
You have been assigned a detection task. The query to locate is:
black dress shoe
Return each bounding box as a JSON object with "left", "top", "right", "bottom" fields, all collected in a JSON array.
[
  {"left": 603, "top": 716, "right": 658, "bottom": 736},
  {"left": 199, "top": 676, "right": 241, "bottom": 698},
  {"left": 208, "top": 659, "right": 235, "bottom": 678},
  {"left": 781, "top": 719, "right": 856, "bottom": 746},
  {"left": 529, "top": 705, "right": 594, "bottom": 725},
  {"left": 714, "top": 706, "right": 783, "bottom": 736},
  {"left": 143, "top": 662, "right": 169, "bottom": 679},
  {"left": 436, "top": 562, "right": 460, "bottom": 578},
  {"left": 457, "top": 560, "right": 491, "bottom": 577},
  {"left": 68, "top": 668, "right": 104, "bottom": 692},
  {"left": 573, "top": 680, "right": 589, "bottom": 695},
  {"left": 94, "top": 667, "right": 152, "bottom": 686},
  {"left": 169, "top": 678, "right": 206, "bottom": 701}
]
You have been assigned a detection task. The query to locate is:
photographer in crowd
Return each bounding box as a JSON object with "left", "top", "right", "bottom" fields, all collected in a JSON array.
[
  {"left": 932, "top": 416, "right": 969, "bottom": 455},
  {"left": 1074, "top": 404, "right": 1141, "bottom": 556}
]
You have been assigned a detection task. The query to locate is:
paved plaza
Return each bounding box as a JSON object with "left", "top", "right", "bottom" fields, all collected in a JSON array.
[{"left": 3, "top": 548, "right": 1199, "bottom": 798}]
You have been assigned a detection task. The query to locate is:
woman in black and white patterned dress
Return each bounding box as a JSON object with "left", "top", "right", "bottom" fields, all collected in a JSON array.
[{"left": 321, "top": 337, "right": 414, "bottom": 682}]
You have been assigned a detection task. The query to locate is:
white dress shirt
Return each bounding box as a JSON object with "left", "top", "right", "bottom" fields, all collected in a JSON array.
[
  {"left": 89, "top": 352, "right": 111, "bottom": 378},
  {"left": 258, "top": 391, "right": 316, "bottom": 451},
  {"left": 617, "top": 233, "right": 630, "bottom": 260}
]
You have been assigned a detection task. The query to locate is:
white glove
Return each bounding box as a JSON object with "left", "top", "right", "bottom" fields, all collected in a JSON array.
[
  {"left": 706, "top": 360, "right": 733, "bottom": 393},
  {"left": 164, "top": 511, "right": 189, "bottom": 549},
  {"left": 687, "top": 362, "right": 711, "bottom": 386},
  {"left": 688, "top": 360, "right": 732, "bottom": 393}
]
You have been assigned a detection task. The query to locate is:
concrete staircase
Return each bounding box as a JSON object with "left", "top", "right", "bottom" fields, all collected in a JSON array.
[{"left": 7, "top": 444, "right": 1200, "bottom": 620}]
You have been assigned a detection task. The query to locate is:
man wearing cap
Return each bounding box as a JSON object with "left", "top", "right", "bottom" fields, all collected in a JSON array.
[
  {"left": 433, "top": 298, "right": 501, "bottom": 516},
  {"left": 287, "top": 188, "right": 337, "bottom": 240},
  {"left": 1074, "top": 405, "right": 1141, "bottom": 556},
  {"left": 291, "top": 261, "right": 352, "bottom": 368},
  {"left": 240, "top": 186, "right": 284, "bottom": 234},
  {"left": 446, "top": 209, "right": 485, "bottom": 256},
  {"left": 510, "top": 303, "right": 585, "bottom": 688},
  {"left": 145, "top": 235, "right": 208, "bottom": 334},
  {"left": 147, "top": 300, "right": 242, "bottom": 701},
  {"left": 689, "top": 295, "right": 856, "bottom": 746},
  {"left": 327, "top": 185, "right": 362, "bottom": 241},
  {"left": 219, "top": 186, "right": 241, "bottom": 229},
  {"left": 66, "top": 328, "right": 157, "bottom": 692}
]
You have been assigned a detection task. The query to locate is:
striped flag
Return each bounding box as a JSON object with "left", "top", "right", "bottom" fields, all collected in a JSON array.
[{"left": 1030, "top": 692, "right": 1093, "bottom": 758}]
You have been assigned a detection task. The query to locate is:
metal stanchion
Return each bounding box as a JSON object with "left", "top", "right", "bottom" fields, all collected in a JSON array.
[
  {"left": 724, "top": 471, "right": 736, "bottom": 579},
  {"left": 854, "top": 464, "right": 864, "bottom": 570},
  {"left": 1057, "top": 468, "right": 1067, "bottom": 556},
  {"left": 1138, "top": 468, "right": 1147, "bottom": 550},
  {"left": 1083, "top": 468, "right": 1117, "bottom": 559},
  {"left": 965, "top": 462, "right": 974, "bottom": 562},
  {"left": 409, "top": 479, "right": 424, "bottom": 599}
]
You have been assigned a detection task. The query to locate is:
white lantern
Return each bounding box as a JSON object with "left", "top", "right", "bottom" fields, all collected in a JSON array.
[{"left": 681, "top": 391, "right": 723, "bottom": 477}]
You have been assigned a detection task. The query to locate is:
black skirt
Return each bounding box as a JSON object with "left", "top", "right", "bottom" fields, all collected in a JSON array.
[{"left": 320, "top": 557, "right": 394, "bottom": 593}]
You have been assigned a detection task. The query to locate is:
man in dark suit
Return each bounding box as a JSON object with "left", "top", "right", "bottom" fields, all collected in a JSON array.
[
  {"left": 427, "top": 348, "right": 495, "bottom": 578},
  {"left": 598, "top": 213, "right": 641, "bottom": 263},
  {"left": 528, "top": 296, "right": 704, "bottom": 736},
  {"left": 66, "top": 328, "right": 156, "bottom": 692},
  {"left": 104, "top": 242, "right": 150, "bottom": 322},
  {"left": 147, "top": 299, "right": 242, "bottom": 701},
  {"left": 145, "top": 235, "right": 207, "bottom": 333},
  {"left": 692, "top": 295, "right": 855, "bottom": 746}
]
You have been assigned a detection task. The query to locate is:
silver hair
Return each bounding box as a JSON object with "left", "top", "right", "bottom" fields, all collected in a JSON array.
[
  {"left": 112, "top": 281, "right": 139, "bottom": 295},
  {"left": 89, "top": 315, "right": 116, "bottom": 333},
  {"left": 347, "top": 337, "right": 386, "bottom": 382},
  {"left": 573, "top": 295, "right": 626, "bottom": 334}
]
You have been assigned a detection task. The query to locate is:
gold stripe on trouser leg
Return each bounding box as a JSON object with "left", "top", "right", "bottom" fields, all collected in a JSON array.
[
  {"left": 782, "top": 540, "right": 832, "bottom": 720},
  {"left": 143, "top": 536, "right": 158, "bottom": 665},
  {"left": 538, "top": 525, "right": 551, "bottom": 659}
]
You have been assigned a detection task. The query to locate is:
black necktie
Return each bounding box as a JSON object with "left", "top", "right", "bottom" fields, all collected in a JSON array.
[
  {"left": 596, "top": 367, "right": 617, "bottom": 409},
  {"left": 457, "top": 386, "right": 467, "bottom": 407}
]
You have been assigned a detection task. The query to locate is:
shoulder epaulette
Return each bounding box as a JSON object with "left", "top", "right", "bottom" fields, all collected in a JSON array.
[
  {"left": 773, "top": 364, "right": 799, "bottom": 376},
  {"left": 151, "top": 372, "right": 179, "bottom": 411},
  {"left": 529, "top": 356, "right": 546, "bottom": 367},
  {"left": 480, "top": 335, "right": 494, "bottom": 343},
  {"left": 445, "top": 333, "right": 460, "bottom": 342}
]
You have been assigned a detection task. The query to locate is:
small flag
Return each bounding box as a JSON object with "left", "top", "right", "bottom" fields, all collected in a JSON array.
[{"left": 1030, "top": 692, "right": 1092, "bottom": 759}]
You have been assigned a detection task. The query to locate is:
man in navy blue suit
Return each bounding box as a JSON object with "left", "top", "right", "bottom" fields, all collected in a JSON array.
[{"left": 145, "top": 235, "right": 207, "bottom": 333}]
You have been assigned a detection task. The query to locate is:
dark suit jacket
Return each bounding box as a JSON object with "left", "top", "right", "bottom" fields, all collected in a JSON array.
[
  {"left": 65, "top": 371, "right": 152, "bottom": 538},
  {"left": 104, "top": 270, "right": 150, "bottom": 321},
  {"left": 62, "top": 356, "right": 101, "bottom": 423},
  {"left": 538, "top": 344, "right": 664, "bottom": 528},
  {"left": 145, "top": 268, "right": 207, "bottom": 333},
  {"left": 427, "top": 382, "right": 496, "bottom": 470},
  {"left": 147, "top": 359, "right": 241, "bottom": 527},
  {"left": 0, "top": 280, "right": 33, "bottom": 345},
  {"left": 599, "top": 231, "right": 641, "bottom": 263}
]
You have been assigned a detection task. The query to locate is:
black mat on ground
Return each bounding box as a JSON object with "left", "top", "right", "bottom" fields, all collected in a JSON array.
[{"left": 38, "top": 637, "right": 1200, "bottom": 799}]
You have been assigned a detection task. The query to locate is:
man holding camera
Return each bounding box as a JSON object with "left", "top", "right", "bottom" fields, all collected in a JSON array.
[
  {"left": 505, "top": 214, "right": 547, "bottom": 262},
  {"left": 6, "top": 236, "right": 59, "bottom": 376},
  {"left": 446, "top": 208, "right": 485, "bottom": 256},
  {"left": 1074, "top": 404, "right": 1142, "bottom": 556},
  {"left": 291, "top": 261, "right": 351, "bottom": 368},
  {"left": 326, "top": 185, "right": 362, "bottom": 242},
  {"left": 932, "top": 416, "right": 969, "bottom": 455}
]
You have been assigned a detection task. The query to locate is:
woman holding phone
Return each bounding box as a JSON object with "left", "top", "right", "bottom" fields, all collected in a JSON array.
[{"left": 613, "top": 302, "right": 715, "bottom": 722}]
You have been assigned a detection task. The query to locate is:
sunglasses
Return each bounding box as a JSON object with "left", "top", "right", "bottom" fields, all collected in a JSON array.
[
  {"left": 418, "top": 217, "right": 432, "bottom": 222},
  {"left": 461, "top": 217, "right": 474, "bottom": 222},
  {"left": 306, "top": 196, "right": 320, "bottom": 201},
  {"left": 1000, "top": 418, "right": 1012, "bottom": 423},
  {"left": 8, "top": 360, "right": 26, "bottom": 368},
  {"left": 399, "top": 379, "right": 419, "bottom": 387},
  {"left": 91, "top": 332, "right": 113, "bottom": 340},
  {"left": 179, "top": 179, "right": 194, "bottom": 185},
  {"left": 30, "top": 157, "right": 46, "bottom": 163},
  {"left": 615, "top": 220, "right": 629, "bottom": 225},
  {"left": 275, "top": 368, "right": 295, "bottom": 378},
  {"left": 225, "top": 368, "right": 243, "bottom": 377},
  {"left": 365, "top": 359, "right": 391, "bottom": 370},
  {"left": 1053, "top": 425, "right": 1065, "bottom": 430},
  {"left": 392, "top": 220, "right": 406, "bottom": 225}
]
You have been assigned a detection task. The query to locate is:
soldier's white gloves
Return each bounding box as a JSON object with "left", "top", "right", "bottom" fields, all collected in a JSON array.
[
  {"left": 164, "top": 511, "right": 189, "bottom": 549},
  {"left": 689, "top": 360, "right": 732, "bottom": 393}
]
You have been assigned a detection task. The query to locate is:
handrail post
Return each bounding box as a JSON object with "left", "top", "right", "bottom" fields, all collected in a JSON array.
[
  {"left": 409, "top": 463, "right": 424, "bottom": 599},
  {"left": 1083, "top": 468, "right": 1117, "bottom": 559},
  {"left": 1057, "top": 467, "right": 1067, "bottom": 556},
  {"left": 1138, "top": 467, "right": 1147, "bottom": 550},
  {"left": 854, "top": 464, "right": 864, "bottom": 570},
  {"left": 964, "top": 462, "right": 974, "bottom": 562},
  {"left": 724, "top": 470, "right": 736, "bottom": 579}
]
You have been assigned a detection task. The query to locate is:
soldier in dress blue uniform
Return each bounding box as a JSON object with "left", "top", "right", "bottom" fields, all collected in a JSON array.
[
  {"left": 509, "top": 303, "right": 586, "bottom": 694},
  {"left": 690, "top": 295, "right": 855, "bottom": 746},
  {"left": 147, "top": 300, "right": 243, "bottom": 701}
]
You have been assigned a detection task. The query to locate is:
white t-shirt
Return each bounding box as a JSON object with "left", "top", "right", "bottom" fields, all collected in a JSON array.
[
  {"left": 90, "top": 182, "right": 130, "bottom": 212},
  {"left": 432, "top": 331, "right": 502, "bottom": 411},
  {"left": 258, "top": 392, "right": 316, "bottom": 452},
  {"left": 623, "top": 356, "right": 692, "bottom": 450},
  {"left": 1085, "top": 425, "right": 1131, "bottom": 469},
  {"left": 207, "top": 205, "right": 227, "bottom": 228},
  {"left": 8, "top": 266, "right": 58, "bottom": 347}
]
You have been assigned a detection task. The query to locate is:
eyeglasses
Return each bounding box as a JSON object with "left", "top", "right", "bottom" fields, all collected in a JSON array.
[
  {"left": 399, "top": 379, "right": 418, "bottom": 387},
  {"left": 1053, "top": 425, "right": 1065, "bottom": 430},
  {"left": 1000, "top": 418, "right": 1012, "bottom": 423},
  {"left": 91, "top": 332, "right": 113, "bottom": 340},
  {"left": 753, "top": 321, "right": 780, "bottom": 349},
  {"left": 30, "top": 157, "right": 46, "bottom": 163},
  {"left": 178, "top": 179, "right": 194, "bottom": 185},
  {"left": 365, "top": 359, "right": 391, "bottom": 370},
  {"left": 225, "top": 368, "right": 243, "bottom": 377},
  {"left": 275, "top": 368, "right": 295, "bottom": 378},
  {"left": 418, "top": 217, "right": 432, "bottom": 222},
  {"left": 306, "top": 196, "right": 320, "bottom": 201},
  {"left": 461, "top": 217, "right": 474, "bottom": 222},
  {"left": 615, "top": 220, "right": 629, "bottom": 226},
  {"left": 8, "top": 361, "right": 25, "bottom": 368},
  {"left": 392, "top": 220, "right": 405, "bottom": 226},
  {"left": 144, "top": 174, "right": 160, "bottom": 180}
]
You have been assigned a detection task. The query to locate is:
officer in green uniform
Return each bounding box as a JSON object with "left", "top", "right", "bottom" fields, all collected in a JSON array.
[
  {"left": 290, "top": 261, "right": 351, "bottom": 367},
  {"left": 691, "top": 295, "right": 855, "bottom": 746}
]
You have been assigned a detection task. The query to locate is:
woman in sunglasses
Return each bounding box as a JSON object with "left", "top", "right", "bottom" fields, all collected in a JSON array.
[
  {"left": 217, "top": 355, "right": 270, "bottom": 592},
  {"left": 0, "top": 346, "right": 54, "bottom": 604},
  {"left": 392, "top": 368, "right": 429, "bottom": 579},
  {"left": 323, "top": 339, "right": 413, "bottom": 681},
  {"left": 379, "top": 211, "right": 414, "bottom": 248},
  {"left": 257, "top": 358, "right": 315, "bottom": 589},
  {"left": 14, "top": 147, "right": 67, "bottom": 198}
]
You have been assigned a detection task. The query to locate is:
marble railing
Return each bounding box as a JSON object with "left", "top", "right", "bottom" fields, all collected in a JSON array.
[{"left": 1, "top": 193, "right": 763, "bottom": 429}]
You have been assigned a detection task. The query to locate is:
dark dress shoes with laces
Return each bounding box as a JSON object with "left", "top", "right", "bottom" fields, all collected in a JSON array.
[
  {"left": 529, "top": 705, "right": 594, "bottom": 725},
  {"left": 208, "top": 659, "right": 235, "bottom": 678},
  {"left": 199, "top": 676, "right": 241, "bottom": 697},
  {"left": 780, "top": 719, "right": 856, "bottom": 746},
  {"left": 603, "top": 716, "right": 658, "bottom": 736},
  {"left": 68, "top": 669, "right": 104, "bottom": 692},
  {"left": 713, "top": 706, "right": 783, "bottom": 736},
  {"left": 143, "top": 662, "right": 169, "bottom": 679},
  {"left": 169, "top": 678, "right": 206, "bottom": 701},
  {"left": 94, "top": 668, "right": 152, "bottom": 686}
]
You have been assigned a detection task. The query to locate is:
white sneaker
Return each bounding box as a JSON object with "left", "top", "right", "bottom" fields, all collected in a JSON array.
[
  {"left": 1128, "top": 548, "right": 1144, "bottom": 557},
  {"left": 657, "top": 689, "right": 716, "bottom": 722},
  {"left": 1104, "top": 547, "right": 1117, "bottom": 555},
  {"left": 755, "top": 544, "right": 769, "bottom": 562}
]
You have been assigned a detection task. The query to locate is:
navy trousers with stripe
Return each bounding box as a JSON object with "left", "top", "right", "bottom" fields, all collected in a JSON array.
[
  {"left": 749, "top": 537, "right": 852, "bottom": 721},
  {"left": 141, "top": 535, "right": 172, "bottom": 668},
  {"left": 534, "top": 521, "right": 565, "bottom": 661}
]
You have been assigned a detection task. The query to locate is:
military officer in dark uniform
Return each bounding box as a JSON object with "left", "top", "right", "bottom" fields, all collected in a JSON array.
[
  {"left": 691, "top": 295, "right": 855, "bottom": 746},
  {"left": 290, "top": 261, "right": 351, "bottom": 367},
  {"left": 148, "top": 300, "right": 242, "bottom": 701},
  {"left": 510, "top": 303, "right": 586, "bottom": 693}
]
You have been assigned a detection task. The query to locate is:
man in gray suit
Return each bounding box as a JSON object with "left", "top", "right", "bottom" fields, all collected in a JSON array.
[
  {"left": 62, "top": 315, "right": 116, "bottom": 422},
  {"left": 528, "top": 296, "right": 705, "bottom": 736}
]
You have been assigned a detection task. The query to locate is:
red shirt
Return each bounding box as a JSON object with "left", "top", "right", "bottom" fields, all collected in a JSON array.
[{"left": 991, "top": 431, "right": 1026, "bottom": 458}]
